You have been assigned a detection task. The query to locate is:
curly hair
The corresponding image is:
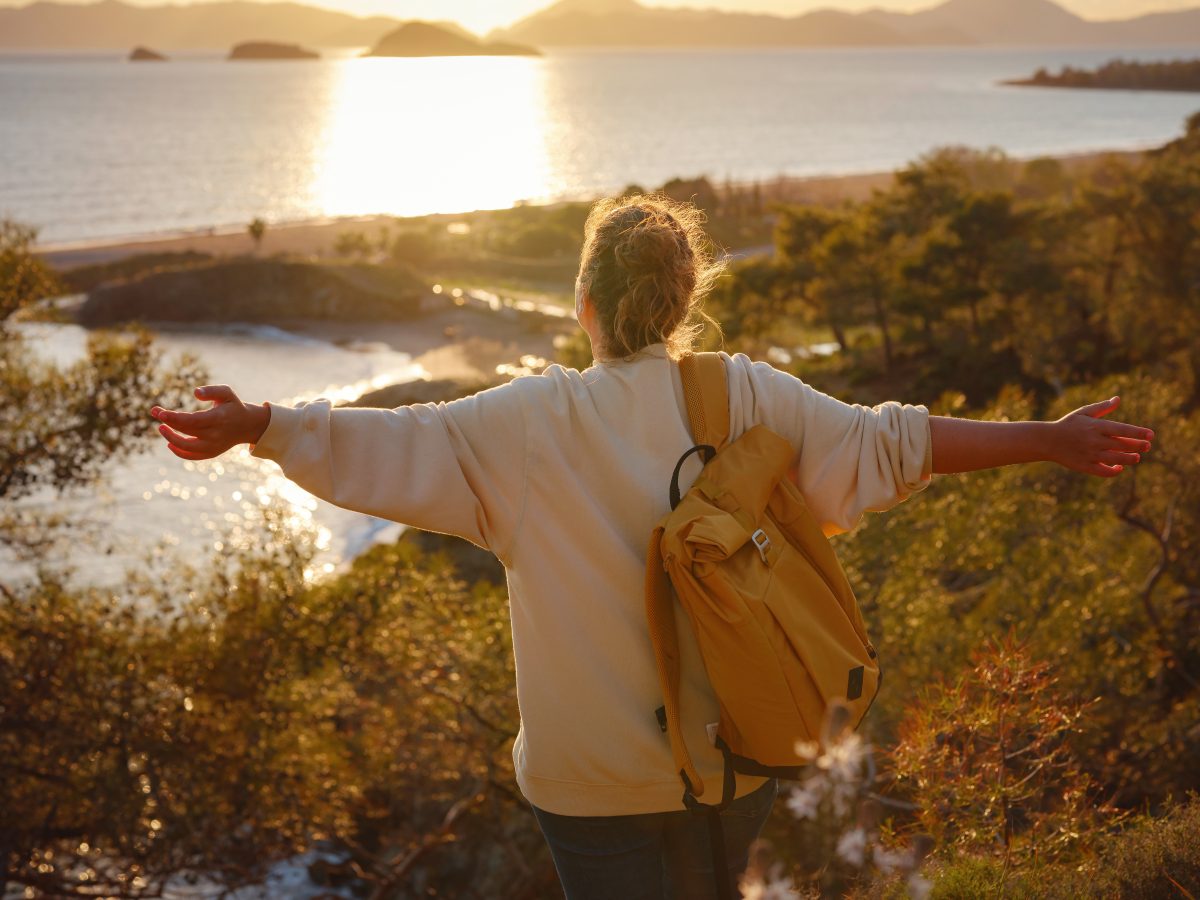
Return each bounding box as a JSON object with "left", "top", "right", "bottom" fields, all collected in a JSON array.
[{"left": 576, "top": 193, "right": 724, "bottom": 360}]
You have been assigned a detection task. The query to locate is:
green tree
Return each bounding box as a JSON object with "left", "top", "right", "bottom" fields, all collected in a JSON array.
[
  {"left": 811, "top": 205, "right": 897, "bottom": 373},
  {"left": 333, "top": 228, "right": 373, "bottom": 259},
  {"left": 247, "top": 217, "right": 267, "bottom": 253},
  {"left": 0, "top": 219, "right": 59, "bottom": 326},
  {"left": 0, "top": 220, "right": 204, "bottom": 560}
]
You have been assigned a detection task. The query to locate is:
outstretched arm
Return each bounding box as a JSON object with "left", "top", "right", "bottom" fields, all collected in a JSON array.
[
  {"left": 150, "top": 382, "right": 530, "bottom": 560},
  {"left": 930, "top": 396, "right": 1154, "bottom": 478}
]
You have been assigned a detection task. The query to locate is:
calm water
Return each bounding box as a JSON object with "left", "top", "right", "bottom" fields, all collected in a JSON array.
[{"left": 3, "top": 46, "right": 1200, "bottom": 244}]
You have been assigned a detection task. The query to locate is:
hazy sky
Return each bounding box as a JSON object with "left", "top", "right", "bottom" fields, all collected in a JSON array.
[{"left": 6, "top": 0, "right": 1197, "bottom": 33}]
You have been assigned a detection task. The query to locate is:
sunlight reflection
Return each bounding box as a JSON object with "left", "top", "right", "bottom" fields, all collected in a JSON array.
[{"left": 312, "top": 57, "right": 552, "bottom": 217}]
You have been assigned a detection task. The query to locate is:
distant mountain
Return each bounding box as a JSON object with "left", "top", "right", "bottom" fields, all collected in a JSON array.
[
  {"left": 366, "top": 21, "right": 539, "bottom": 57},
  {"left": 4, "top": 0, "right": 1199, "bottom": 52},
  {"left": 0, "top": 0, "right": 432, "bottom": 50},
  {"left": 491, "top": 0, "right": 1200, "bottom": 48},
  {"left": 491, "top": 1, "right": 913, "bottom": 47}
]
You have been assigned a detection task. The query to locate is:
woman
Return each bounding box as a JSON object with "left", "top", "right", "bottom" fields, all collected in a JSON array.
[{"left": 150, "top": 195, "right": 1154, "bottom": 899}]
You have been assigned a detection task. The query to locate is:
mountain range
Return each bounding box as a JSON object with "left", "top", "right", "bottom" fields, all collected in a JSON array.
[
  {"left": 2, "top": 0, "right": 1198, "bottom": 51},
  {"left": 0, "top": 0, "right": 447, "bottom": 50},
  {"left": 488, "top": 0, "right": 1200, "bottom": 47}
]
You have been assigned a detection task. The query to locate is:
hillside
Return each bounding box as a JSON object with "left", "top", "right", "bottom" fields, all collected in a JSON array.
[
  {"left": 1008, "top": 57, "right": 1200, "bottom": 92},
  {"left": 3, "top": 0, "right": 1199, "bottom": 53},
  {"left": 366, "top": 21, "right": 539, "bottom": 57},
  {"left": 0, "top": 0, "right": 427, "bottom": 50},
  {"left": 491, "top": 0, "right": 1200, "bottom": 47},
  {"left": 77, "top": 258, "right": 427, "bottom": 326}
]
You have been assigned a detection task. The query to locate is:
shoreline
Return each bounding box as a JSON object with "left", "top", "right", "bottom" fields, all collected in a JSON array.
[{"left": 34, "top": 146, "right": 1147, "bottom": 271}]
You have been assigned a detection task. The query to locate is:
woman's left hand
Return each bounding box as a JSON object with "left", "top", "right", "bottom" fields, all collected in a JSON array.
[{"left": 1048, "top": 396, "right": 1154, "bottom": 478}]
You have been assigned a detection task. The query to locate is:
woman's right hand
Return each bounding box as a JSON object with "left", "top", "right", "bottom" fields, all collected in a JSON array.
[{"left": 150, "top": 384, "right": 271, "bottom": 461}]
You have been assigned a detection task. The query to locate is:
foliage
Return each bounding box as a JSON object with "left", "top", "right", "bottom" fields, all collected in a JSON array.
[
  {"left": 389, "top": 228, "right": 436, "bottom": 266},
  {"left": 0, "top": 327, "right": 203, "bottom": 509},
  {"left": 59, "top": 251, "right": 214, "bottom": 295},
  {"left": 660, "top": 175, "right": 721, "bottom": 214},
  {"left": 246, "top": 217, "right": 267, "bottom": 251},
  {"left": 333, "top": 228, "right": 375, "bottom": 259},
  {"left": 0, "top": 221, "right": 205, "bottom": 558},
  {"left": 0, "top": 219, "right": 60, "bottom": 325},
  {"left": 497, "top": 221, "right": 580, "bottom": 258},
  {"left": 1015, "top": 57, "right": 1200, "bottom": 92},
  {"left": 889, "top": 637, "right": 1116, "bottom": 866},
  {"left": 839, "top": 373, "right": 1200, "bottom": 808},
  {"left": 717, "top": 120, "right": 1200, "bottom": 406},
  {"left": 0, "top": 525, "right": 554, "bottom": 899},
  {"left": 923, "top": 794, "right": 1200, "bottom": 899}
]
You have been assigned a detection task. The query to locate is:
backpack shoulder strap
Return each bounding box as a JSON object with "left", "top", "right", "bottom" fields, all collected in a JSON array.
[{"left": 678, "top": 351, "right": 730, "bottom": 450}]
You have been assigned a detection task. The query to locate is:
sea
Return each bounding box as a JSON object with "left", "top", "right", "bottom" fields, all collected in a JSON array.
[
  {"left": 2, "top": 45, "right": 1200, "bottom": 245},
  {"left": 3, "top": 44, "right": 1200, "bottom": 589}
]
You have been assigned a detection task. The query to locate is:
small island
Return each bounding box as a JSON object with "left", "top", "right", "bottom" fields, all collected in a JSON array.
[
  {"left": 365, "top": 21, "right": 539, "bottom": 58},
  {"left": 228, "top": 41, "right": 320, "bottom": 61},
  {"left": 1006, "top": 58, "right": 1200, "bottom": 93},
  {"left": 129, "top": 46, "right": 167, "bottom": 62}
]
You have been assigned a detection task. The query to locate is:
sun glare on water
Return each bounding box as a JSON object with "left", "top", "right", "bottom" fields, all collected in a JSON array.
[{"left": 311, "top": 56, "right": 553, "bottom": 218}]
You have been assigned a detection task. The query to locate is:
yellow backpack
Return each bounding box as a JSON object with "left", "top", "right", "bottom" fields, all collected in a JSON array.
[{"left": 645, "top": 352, "right": 881, "bottom": 896}]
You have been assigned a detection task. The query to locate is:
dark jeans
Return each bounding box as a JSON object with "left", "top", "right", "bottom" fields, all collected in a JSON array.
[{"left": 531, "top": 778, "right": 778, "bottom": 900}]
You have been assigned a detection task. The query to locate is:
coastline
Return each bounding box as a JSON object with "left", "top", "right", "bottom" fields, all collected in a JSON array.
[{"left": 34, "top": 147, "right": 1146, "bottom": 271}]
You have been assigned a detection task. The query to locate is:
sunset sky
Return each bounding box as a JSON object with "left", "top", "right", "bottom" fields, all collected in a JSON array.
[{"left": 2, "top": 0, "right": 1195, "bottom": 33}]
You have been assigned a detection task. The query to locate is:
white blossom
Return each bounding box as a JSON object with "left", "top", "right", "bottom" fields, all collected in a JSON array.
[
  {"left": 793, "top": 739, "right": 820, "bottom": 761},
  {"left": 907, "top": 873, "right": 933, "bottom": 900},
  {"left": 785, "top": 781, "right": 823, "bottom": 820},
  {"left": 872, "top": 845, "right": 910, "bottom": 876},
  {"left": 740, "top": 864, "right": 801, "bottom": 900},
  {"left": 816, "top": 732, "right": 866, "bottom": 783},
  {"left": 835, "top": 827, "right": 867, "bottom": 867}
]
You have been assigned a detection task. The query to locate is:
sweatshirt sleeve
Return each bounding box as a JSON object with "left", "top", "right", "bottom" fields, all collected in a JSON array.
[
  {"left": 725, "top": 353, "right": 933, "bottom": 536},
  {"left": 248, "top": 379, "right": 530, "bottom": 564}
]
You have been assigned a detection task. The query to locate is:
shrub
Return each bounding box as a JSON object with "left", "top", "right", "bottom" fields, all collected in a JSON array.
[{"left": 889, "top": 637, "right": 1117, "bottom": 866}]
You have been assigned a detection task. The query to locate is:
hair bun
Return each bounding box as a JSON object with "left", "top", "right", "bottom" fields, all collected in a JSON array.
[
  {"left": 612, "top": 210, "right": 692, "bottom": 277},
  {"left": 577, "top": 195, "right": 721, "bottom": 359}
]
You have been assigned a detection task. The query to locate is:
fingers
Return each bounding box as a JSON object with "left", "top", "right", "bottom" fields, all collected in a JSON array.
[
  {"left": 1109, "top": 435, "right": 1152, "bottom": 452},
  {"left": 155, "top": 421, "right": 216, "bottom": 454},
  {"left": 151, "top": 406, "right": 205, "bottom": 433},
  {"left": 1080, "top": 396, "right": 1120, "bottom": 419},
  {"left": 166, "top": 442, "right": 217, "bottom": 461},
  {"left": 1098, "top": 449, "right": 1141, "bottom": 467},
  {"left": 1084, "top": 462, "right": 1124, "bottom": 478},
  {"left": 196, "top": 384, "right": 237, "bottom": 403},
  {"left": 1099, "top": 419, "right": 1155, "bottom": 442}
]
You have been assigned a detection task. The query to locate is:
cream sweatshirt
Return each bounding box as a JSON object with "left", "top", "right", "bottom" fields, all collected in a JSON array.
[{"left": 249, "top": 343, "right": 933, "bottom": 816}]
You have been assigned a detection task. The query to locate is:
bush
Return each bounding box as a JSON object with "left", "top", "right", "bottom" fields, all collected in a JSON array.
[
  {"left": 889, "top": 637, "right": 1116, "bottom": 865},
  {"left": 0, "top": 523, "right": 555, "bottom": 898}
]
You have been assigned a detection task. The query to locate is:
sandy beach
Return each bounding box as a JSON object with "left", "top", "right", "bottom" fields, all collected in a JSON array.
[{"left": 34, "top": 148, "right": 1144, "bottom": 272}]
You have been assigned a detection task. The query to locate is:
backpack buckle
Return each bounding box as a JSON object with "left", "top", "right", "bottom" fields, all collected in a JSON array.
[{"left": 751, "top": 529, "right": 771, "bottom": 564}]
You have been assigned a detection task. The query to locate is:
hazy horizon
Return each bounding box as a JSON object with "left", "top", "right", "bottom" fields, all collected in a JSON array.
[{"left": 1, "top": 0, "right": 1197, "bottom": 35}]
